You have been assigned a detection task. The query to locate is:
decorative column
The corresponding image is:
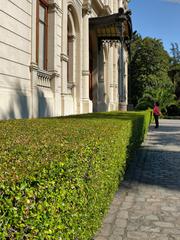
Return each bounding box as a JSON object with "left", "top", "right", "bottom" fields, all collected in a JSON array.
[
  {"left": 30, "top": 64, "right": 38, "bottom": 118},
  {"left": 82, "top": 2, "right": 92, "bottom": 113},
  {"left": 108, "top": 46, "right": 114, "bottom": 110},
  {"left": 97, "top": 42, "right": 105, "bottom": 111},
  {"left": 113, "top": 46, "right": 119, "bottom": 110},
  {"left": 30, "top": 1, "right": 38, "bottom": 118},
  {"left": 61, "top": 1, "right": 69, "bottom": 115},
  {"left": 118, "top": 43, "right": 128, "bottom": 111},
  {"left": 124, "top": 51, "right": 128, "bottom": 109},
  {"left": 48, "top": 2, "right": 62, "bottom": 116}
]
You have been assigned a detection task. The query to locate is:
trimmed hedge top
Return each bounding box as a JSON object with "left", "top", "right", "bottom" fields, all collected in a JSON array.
[{"left": 0, "top": 111, "right": 150, "bottom": 239}]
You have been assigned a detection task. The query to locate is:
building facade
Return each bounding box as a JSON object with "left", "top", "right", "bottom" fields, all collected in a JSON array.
[{"left": 0, "top": 0, "right": 132, "bottom": 119}]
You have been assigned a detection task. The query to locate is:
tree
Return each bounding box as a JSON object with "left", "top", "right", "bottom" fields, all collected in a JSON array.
[
  {"left": 128, "top": 35, "right": 174, "bottom": 109},
  {"left": 170, "top": 42, "right": 180, "bottom": 64},
  {"left": 169, "top": 42, "right": 180, "bottom": 99},
  {"left": 136, "top": 85, "right": 176, "bottom": 114}
]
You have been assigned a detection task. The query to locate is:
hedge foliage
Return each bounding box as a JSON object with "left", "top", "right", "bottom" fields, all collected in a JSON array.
[{"left": 0, "top": 111, "right": 151, "bottom": 239}]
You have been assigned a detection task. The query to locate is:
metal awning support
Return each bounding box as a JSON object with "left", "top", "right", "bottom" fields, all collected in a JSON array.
[
  {"left": 89, "top": 7, "right": 133, "bottom": 50},
  {"left": 89, "top": 8, "right": 133, "bottom": 112}
]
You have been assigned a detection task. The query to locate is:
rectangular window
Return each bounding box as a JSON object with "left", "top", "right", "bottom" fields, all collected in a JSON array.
[{"left": 37, "top": 0, "right": 48, "bottom": 70}]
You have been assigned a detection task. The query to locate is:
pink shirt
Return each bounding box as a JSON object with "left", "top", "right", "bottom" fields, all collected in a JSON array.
[{"left": 153, "top": 105, "right": 160, "bottom": 115}]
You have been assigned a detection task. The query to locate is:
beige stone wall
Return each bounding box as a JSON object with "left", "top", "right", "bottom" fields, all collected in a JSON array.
[
  {"left": 0, "top": 0, "right": 32, "bottom": 119},
  {"left": 0, "top": 0, "right": 129, "bottom": 119}
]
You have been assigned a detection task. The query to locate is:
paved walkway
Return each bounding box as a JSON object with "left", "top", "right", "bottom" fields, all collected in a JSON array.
[{"left": 94, "top": 119, "right": 180, "bottom": 240}]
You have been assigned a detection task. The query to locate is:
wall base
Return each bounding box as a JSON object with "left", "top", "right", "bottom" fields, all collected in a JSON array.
[{"left": 119, "top": 102, "right": 128, "bottom": 111}]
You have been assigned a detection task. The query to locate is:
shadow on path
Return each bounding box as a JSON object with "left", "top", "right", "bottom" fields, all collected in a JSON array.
[
  {"left": 94, "top": 119, "right": 180, "bottom": 240},
  {"left": 125, "top": 119, "right": 180, "bottom": 192}
]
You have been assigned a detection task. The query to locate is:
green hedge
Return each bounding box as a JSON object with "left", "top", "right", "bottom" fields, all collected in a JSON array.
[{"left": 0, "top": 111, "right": 150, "bottom": 239}]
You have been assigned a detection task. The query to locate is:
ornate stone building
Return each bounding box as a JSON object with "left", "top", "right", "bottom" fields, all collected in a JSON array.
[{"left": 0, "top": 0, "right": 132, "bottom": 119}]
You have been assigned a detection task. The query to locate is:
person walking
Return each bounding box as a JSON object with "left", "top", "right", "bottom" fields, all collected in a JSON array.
[{"left": 153, "top": 102, "right": 161, "bottom": 128}]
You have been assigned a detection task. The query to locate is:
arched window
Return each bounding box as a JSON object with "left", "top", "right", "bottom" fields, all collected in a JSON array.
[
  {"left": 67, "top": 12, "right": 74, "bottom": 83},
  {"left": 67, "top": 6, "right": 76, "bottom": 86},
  {"left": 89, "top": 37, "right": 93, "bottom": 100},
  {"left": 36, "top": 0, "right": 48, "bottom": 70}
]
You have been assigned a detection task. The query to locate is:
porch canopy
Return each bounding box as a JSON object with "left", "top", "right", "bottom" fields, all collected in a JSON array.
[{"left": 89, "top": 7, "right": 133, "bottom": 47}]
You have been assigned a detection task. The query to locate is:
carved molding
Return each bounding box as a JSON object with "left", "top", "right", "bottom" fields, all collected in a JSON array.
[
  {"left": 29, "top": 62, "right": 38, "bottom": 72},
  {"left": 68, "top": 35, "right": 76, "bottom": 42},
  {"left": 82, "top": 1, "right": 92, "bottom": 16},
  {"left": 49, "top": 70, "right": 60, "bottom": 78},
  {"left": 48, "top": 2, "right": 62, "bottom": 14},
  {"left": 103, "top": 5, "right": 111, "bottom": 15},
  {"left": 61, "top": 54, "right": 69, "bottom": 63},
  {"left": 37, "top": 69, "right": 52, "bottom": 88},
  {"left": 67, "top": 82, "right": 76, "bottom": 89},
  {"left": 82, "top": 70, "right": 89, "bottom": 76}
]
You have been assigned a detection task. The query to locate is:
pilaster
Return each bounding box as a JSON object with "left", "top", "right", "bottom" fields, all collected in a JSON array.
[
  {"left": 118, "top": 45, "right": 128, "bottom": 111},
  {"left": 30, "top": 1, "right": 38, "bottom": 118},
  {"left": 30, "top": 63, "right": 38, "bottom": 118},
  {"left": 60, "top": 1, "right": 69, "bottom": 115},
  {"left": 108, "top": 47, "right": 114, "bottom": 110},
  {"left": 97, "top": 43, "right": 106, "bottom": 111},
  {"left": 50, "top": 71, "right": 61, "bottom": 116},
  {"left": 48, "top": 1, "right": 62, "bottom": 116},
  {"left": 82, "top": 1, "right": 92, "bottom": 113}
]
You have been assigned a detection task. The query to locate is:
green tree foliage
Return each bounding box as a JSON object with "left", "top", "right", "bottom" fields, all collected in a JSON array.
[
  {"left": 169, "top": 43, "right": 180, "bottom": 99},
  {"left": 136, "top": 85, "right": 176, "bottom": 114},
  {"left": 129, "top": 35, "right": 174, "bottom": 109},
  {"left": 170, "top": 42, "right": 180, "bottom": 64}
]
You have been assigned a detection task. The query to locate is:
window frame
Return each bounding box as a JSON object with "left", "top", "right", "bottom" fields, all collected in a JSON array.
[{"left": 36, "top": 0, "right": 48, "bottom": 70}]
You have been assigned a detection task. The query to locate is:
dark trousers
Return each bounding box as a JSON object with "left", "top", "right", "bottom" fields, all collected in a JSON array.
[{"left": 154, "top": 114, "right": 159, "bottom": 128}]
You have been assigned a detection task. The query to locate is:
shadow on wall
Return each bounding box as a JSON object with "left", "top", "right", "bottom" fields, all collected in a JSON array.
[
  {"left": 37, "top": 87, "right": 50, "bottom": 118},
  {"left": 0, "top": 81, "right": 50, "bottom": 120},
  {"left": 96, "top": 93, "right": 109, "bottom": 112},
  {"left": 92, "top": 70, "right": 109, "bottom": 112}
]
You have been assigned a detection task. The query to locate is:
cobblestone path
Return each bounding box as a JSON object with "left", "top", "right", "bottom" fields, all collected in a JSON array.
[{"left": 94, "top": 119, "right": 180, "bottom": 240}]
